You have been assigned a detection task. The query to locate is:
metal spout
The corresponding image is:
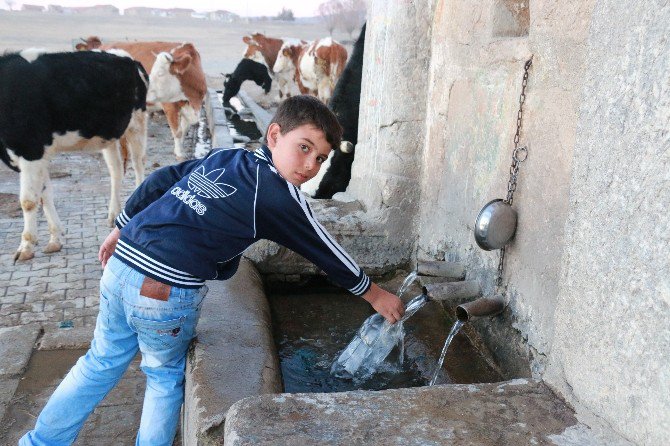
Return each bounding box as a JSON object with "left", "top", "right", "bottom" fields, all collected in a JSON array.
[{"left": 456, "top": 295, "right": 505, "bottom": 322}]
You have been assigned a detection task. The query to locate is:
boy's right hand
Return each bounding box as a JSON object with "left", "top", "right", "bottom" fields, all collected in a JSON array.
[
  {"left": 99, "top": 227, "right": 121, "bottom": 268},
  {"left": 362, "top": 283, "right": 405, "bottom": 324}
]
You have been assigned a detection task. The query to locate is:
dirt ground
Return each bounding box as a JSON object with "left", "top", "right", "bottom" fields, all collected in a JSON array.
[{"left": 0, "top": 11, "right": 356, "bottom": 90}]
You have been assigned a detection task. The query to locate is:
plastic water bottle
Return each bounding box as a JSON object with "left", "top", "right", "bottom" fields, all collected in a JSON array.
[{"left": 331, "top": 293, "right": 429, "bottom": 379}]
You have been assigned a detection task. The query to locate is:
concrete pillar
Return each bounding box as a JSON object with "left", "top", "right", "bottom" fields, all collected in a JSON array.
[{"left": 348, "top": 0, "right": 436, "bottom": 241}]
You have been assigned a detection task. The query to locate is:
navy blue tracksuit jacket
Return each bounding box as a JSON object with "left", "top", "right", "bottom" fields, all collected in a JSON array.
[{"left": 113, "top": 146, "right": 371, "bottom": 295}]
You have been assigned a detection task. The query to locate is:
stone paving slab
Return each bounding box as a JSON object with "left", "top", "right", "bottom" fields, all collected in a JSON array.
[
  {"left": 0, "top": 377, "right": 19, "bottom": 424},
  {"left": 0, "top": 324, "right": 40, "bottom": 376},
  {"left": 224, "top": 379, "right": 591, "bottom": 446},
  {"left": 37, "top": 325, "right": 95, "bottom": 350},
  {"left": 0, "top": 350, "right": 145, "bottom": 445}
]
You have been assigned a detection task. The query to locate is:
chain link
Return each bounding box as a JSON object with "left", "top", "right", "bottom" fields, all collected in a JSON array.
[
  {"left": 496, "top": 247, "right": 506, "bottom": 288},
  {"left": 496, "top": 56, "right": 532, "bottom": 290}
]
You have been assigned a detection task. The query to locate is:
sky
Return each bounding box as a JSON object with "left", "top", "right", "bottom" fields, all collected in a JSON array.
[{"left": 0, "top": 1, "right": 326, "bottom": 17}]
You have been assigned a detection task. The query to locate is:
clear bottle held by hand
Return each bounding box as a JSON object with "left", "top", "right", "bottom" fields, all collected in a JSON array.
[{"left": 331, "top": 290, "right": 428, "bottom": 379}]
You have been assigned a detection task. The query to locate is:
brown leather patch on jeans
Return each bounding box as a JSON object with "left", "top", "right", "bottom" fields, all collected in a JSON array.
[{"left": 140, "top": 277, "right": 171, "bottom": 301}]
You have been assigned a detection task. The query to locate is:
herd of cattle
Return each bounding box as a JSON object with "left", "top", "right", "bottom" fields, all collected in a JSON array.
[{"left": 0, "top": 25, "right": 365, "bottom": 261}]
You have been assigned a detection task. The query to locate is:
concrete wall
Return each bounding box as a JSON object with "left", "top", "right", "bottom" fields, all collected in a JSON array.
[
  {"left": 350, "top": 0, "right": 669, "bottom": 443},
  {"left": 545, "top": 2, "right": 670, "bottom": 444}
]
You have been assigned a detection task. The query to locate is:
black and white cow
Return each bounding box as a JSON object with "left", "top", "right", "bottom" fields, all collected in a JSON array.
[
  {"left": 223, "top": 58, "right": 272, "bottom": 105},
  {"left": 0, "top": 49, "right": 148, "bottom": 261},
  {"left": 301, "top": 24, "right": 366, "bottom": 199}
]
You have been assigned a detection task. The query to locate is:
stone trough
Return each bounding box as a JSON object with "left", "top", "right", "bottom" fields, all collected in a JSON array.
[{"left": 182, "top": 91, "right": 613, "bottom": 446}]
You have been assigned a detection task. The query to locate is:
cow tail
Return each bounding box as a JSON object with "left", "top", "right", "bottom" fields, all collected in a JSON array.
[
  {"left": 135, "top": 61, "right": 150, "bottom": 111},
  {"left": 0, "top": 138, "right": 20, "bottom": 172}
]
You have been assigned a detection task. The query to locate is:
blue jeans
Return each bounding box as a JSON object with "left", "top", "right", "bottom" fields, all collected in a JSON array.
[{"left": 20, "top": 256, "right": 208, "bottom": 446}]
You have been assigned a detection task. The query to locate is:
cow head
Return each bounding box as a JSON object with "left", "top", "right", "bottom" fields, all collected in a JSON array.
[
  {"left": 273, "top": 45, "right": 293, "bottom": 73},
  {"left": 75, "top": 36, "right": 102, "bottom": 51},
  {"left": 273, "top": 41, "right": 304, "bottom": 74},
  {"left": 222, "top": 73, "right": 241, "bottom": 104},
  {"left": 146, "top": 44, "right": 193, "bottom": 103},
  {"left": 242, "top": 36, "right": 266, "bottom": 66}
]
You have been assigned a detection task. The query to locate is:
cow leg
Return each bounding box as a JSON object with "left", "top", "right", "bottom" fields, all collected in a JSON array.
[
  {"left": 318, "top": 77, "right": 332, "bottom": 104},
  {"left": 277, "top": 78, "right": 286, "bottom": 100},
  {"left": 125, "top": 110, "right": 148, "bottom": 187},
  {"left": 162, "top": 102, "right": 184, "bottom": 160},
  {"left": 178, "top": 104, "right": 199, "bottom": 160},
  {"left": 40, "top": 164, "right": 63, "bottom": 254},
  {"left": 15, "top": 158, "right": 49, "bottom": 261},
  {"left": 101, "top": 142, "right": 123, "bottom": 227}
]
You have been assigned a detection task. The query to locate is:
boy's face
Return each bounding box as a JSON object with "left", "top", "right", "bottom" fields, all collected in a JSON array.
[{"left": 266, "top": 123, "right": 332, "bottom": 186}]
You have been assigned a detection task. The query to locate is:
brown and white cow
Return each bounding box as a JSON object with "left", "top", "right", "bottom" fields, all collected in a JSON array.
[
  {"left": 79, "top": 37, "right": 206, "bottom": 160},
  {"left": 303, "top": 38, "right": 348, "bottom": 104},
  {"left": 271, "top": 39, "right": 309, "bottom": 99},
  {"left": 242, "top": 33, "right": 307, "bottom": 100},
  {"left": 242, "top": 33, "right": 284, "bottom": 74},
  {"left": 273, "top": 37, "right": 348, "bottom": 104}
]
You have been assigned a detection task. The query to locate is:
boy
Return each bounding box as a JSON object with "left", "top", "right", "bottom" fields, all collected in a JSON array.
[{"left": 20, "top": 95, "right": 404, "bottom": 446}]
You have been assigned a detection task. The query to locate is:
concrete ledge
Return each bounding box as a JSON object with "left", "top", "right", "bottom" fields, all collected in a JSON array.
[
  {"left": 183, "top": 258, "right": 282, "bottom": 446},
  {"left": 0, "top": 324, "right": 40, "bottom": 377},
  {"left": 37, "top": 325, "right": 95, "bottom": 350},
  {"left": 245, "top": 199, "right": 410, "bottom": 278},
  {"left": 224, "top": 379, "right": 587, "bottom": 445},
  {"left": 205, "top": 88, "right": 234, "bottom": 149},
  {"left": 238, "top": 91, "right": 272, "bottom": 136}
]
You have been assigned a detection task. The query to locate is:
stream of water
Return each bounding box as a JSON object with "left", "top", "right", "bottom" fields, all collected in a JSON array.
[{"left": 429, "top": 319, "right": 465, "bottom": 385}]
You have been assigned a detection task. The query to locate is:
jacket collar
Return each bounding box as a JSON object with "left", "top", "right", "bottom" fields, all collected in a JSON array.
[{"left": 254, "top": 145, "right": 275, "bottom": 166}]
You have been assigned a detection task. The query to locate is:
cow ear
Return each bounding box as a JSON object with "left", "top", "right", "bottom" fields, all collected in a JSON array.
[
  {"left": 171, "top": 54, "right": 192, "bottom": 74},
  {"left": 75, "top": 43, "right": 87, "bottom": 51},
  {"left": 243, "top": 36, "right": 251, "bottom": 44}
]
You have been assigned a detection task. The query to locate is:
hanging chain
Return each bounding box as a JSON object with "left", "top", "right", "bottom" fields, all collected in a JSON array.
[
  {"left": 496, "top": 56, "right": 533, "bottom": 289},
  {"left": 504, "top": 57, "right": 533, "bottom": 206}
]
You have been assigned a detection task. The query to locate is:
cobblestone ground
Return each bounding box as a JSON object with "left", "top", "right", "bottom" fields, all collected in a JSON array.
[
  {"left": 0, "top": 114, "right": 188, "bottom": 329},
  {"left": 0, "top": 113, "right": 194, "bottom": 445}
]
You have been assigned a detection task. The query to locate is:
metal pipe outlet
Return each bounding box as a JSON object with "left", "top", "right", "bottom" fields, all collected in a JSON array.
[{"left": 455, "top": 295, "right": 505, "bottom": 322}]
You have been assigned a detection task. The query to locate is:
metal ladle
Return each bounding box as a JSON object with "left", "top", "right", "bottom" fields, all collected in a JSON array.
[{"left": 474, "top": 199, "right": 517, "bottom": 250}]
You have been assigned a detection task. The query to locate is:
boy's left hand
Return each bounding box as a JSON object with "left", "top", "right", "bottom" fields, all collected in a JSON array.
[
  {"left": 99, "top": 227, "right": 121, "bottom": 268},
  {"left": 362, "top": 283, "right": 405, "bottom": 324}
]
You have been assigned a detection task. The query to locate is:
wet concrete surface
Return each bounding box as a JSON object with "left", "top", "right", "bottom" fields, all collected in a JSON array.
[{"left": 0, "top": 349, "right": 145, "bottom": 445}]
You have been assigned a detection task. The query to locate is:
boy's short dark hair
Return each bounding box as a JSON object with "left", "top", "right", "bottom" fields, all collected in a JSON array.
[{"left": 267, "top": 95, "right": 343, "bottom": 151}]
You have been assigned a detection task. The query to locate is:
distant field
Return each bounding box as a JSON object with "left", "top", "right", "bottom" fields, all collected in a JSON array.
[{"left": 0, "top": 11, "right": 354, "bottom": 84}]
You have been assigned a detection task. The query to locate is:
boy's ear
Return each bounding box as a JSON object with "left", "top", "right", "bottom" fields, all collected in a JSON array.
[{"left": 266, "top": 123, "right": 281, "bottom": 149}]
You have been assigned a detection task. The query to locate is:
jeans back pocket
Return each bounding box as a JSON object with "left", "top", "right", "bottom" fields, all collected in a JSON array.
[{"left": 131, "top": 315, "right": 185, "bottom": 352}]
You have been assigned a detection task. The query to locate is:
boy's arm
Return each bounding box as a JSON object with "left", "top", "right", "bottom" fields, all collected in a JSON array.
[
  {"left": 114, "top": 153, "right": 211, "bottom": 229},
  {"left": 255, "top": 180, "right": 404, "bottom": 323}
]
